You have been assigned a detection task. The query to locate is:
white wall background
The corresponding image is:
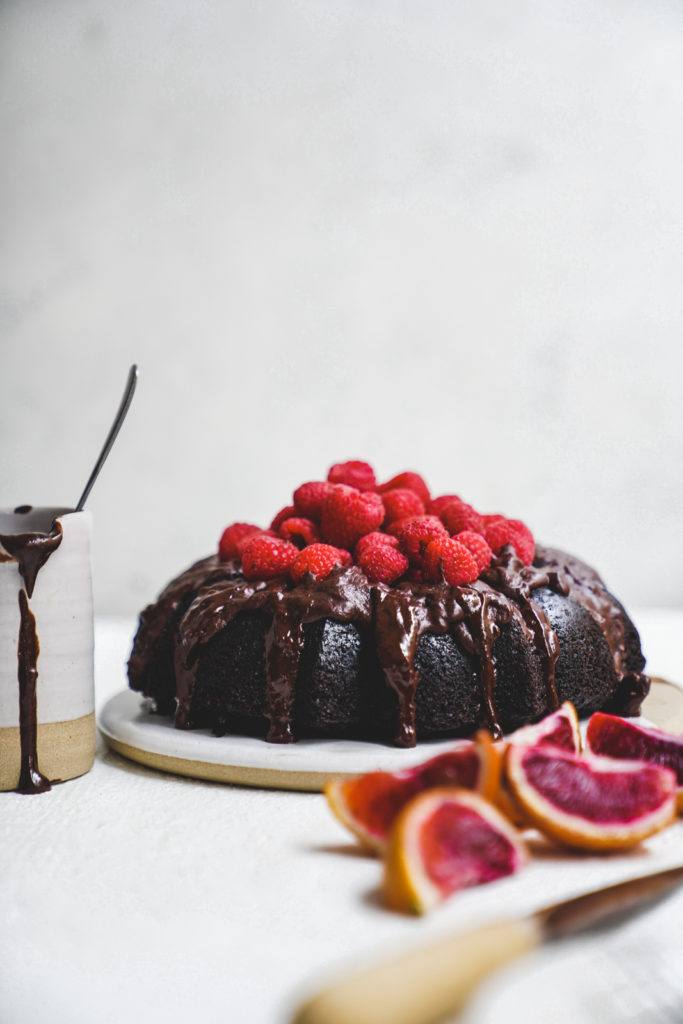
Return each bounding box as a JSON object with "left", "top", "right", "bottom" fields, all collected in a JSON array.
[{"left": 1, "top": 0, "right": 682, "bottom": 615}]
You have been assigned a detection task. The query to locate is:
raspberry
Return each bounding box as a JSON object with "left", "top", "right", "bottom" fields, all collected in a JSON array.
[
  {"left": 218, "top": 522, "right": 262, "bottom": 561},
  {"left": 292, "top": 481, "right": 332, "bottom": 519},
  {"left": 320, "top": 485, "right": 384, "bottom": 548},
  {"left": 235, "top": 528, "right": 276, "bottom": 555},
  {"left": 278, "top": 517, "right": 319, "bottom": 548},
  {"left": 290, "top": 543, "right": 347, "bottom": 583},
  {"left": 378, "top": 471, "right": 430, "bottom": 505},
  {"left": 427, "top": 494, "right": 462, "bottom": 517},
  {"left": 439, "top": 498, "right": 484, "bottom": 535},
  {"left": 392, "top": 515, "right": 448, "bottom": 565},
  {"left": 381, "top": 488, "right": 425, "bottom": 524},
  {"left": 453, "top": 530, "right": 493, "bottom": 572},
  {"left": 482, "top": 513, "right": 504, "bottom": 527},
  {"left": 484, "top": 518, "right": 535, "bottom": 565},
  {"left": 358, "top": 544, "right": 409, "bottom": 584},
  {"left": 505, "top": 519, "right": 536, "bottom": 564},
  {"left": 386, "top": 513, "right": 443, "bottom": 539},
  {"left": 423, "top": 537, "right": 479, "bottom": 585},
  {"left": 355, "top": 531, "right": 399, "bottom": 560},
  {"left": 270, "top": 505, "right": 296, "bottom": 531},
  {"left": 241, "top": 535, "right": 298, "bottom": 580},
  {"left": 327, "top": 460, "right": 377, "bottom": 492}
]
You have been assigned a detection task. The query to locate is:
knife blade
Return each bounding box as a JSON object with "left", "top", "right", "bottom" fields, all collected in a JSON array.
[{"left": 292, "top": 865, "right": 683, "bottom": 1024}]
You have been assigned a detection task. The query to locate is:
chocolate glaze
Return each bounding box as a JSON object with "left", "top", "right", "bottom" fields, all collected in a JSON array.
[
  {"left": 534, "top": 545, "right": 630, "bottom": 678},
  {"left": 130, "top": 543, "right": 650, "bottom": 748},
  {"left": 373, "top": 579, "right": 513, "bottom": 744},
  {"left": 174, "top": 567, "right": 371, "bottom": 742},
  {"left": 483, "top": 552, "right": 566, "bottom": 715},
  {"left": 127, "top": 555, "right": 240, "bottom": 691},
  {"left": 0, "top": 521, "right": 63, "bottom": 793}
]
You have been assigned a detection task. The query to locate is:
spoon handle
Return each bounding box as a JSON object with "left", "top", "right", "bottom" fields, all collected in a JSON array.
[{"left": 76, "top": 364, "right": 139, "bottom": 512}]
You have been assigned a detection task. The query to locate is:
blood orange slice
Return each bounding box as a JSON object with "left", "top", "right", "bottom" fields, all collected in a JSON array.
[
  {"left": 506, "top": 745, "right": 677, "bottom": 850},
  {"left": 586, "top": 712, "right": 683, "bottom": 812},
  {"left": 325, "top": 732, "right": 500, "bottom": 852},
  {"left": 495, "top": 702, "right": 580, "bottom": 826},
  {"left": 383, "top": 789, "right": 528, "bottom": 914},
  {"left": 507, "top": 701, "right": 581, "bottom": 753}
]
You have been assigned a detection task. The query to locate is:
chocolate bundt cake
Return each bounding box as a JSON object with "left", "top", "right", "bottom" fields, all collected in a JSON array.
[{"left": 128, "top": 462, "right": 649, "bottom": 747}]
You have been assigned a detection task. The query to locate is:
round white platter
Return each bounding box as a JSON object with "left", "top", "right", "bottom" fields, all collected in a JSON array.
[
  {"left": 99, "top": 689, "right": 457, "bottom": 790},
  {"left": 99, "top": 678, "right": 683, "bottom": 792}
]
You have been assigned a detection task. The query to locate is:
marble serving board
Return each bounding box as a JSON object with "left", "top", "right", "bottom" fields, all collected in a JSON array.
[{"left": 99, "top": 678, "right": 683, "bottom": 791}]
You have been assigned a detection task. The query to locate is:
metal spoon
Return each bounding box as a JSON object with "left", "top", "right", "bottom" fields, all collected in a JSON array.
[{"left": 75, "top": 364, "right": 139, "bottom": 511}]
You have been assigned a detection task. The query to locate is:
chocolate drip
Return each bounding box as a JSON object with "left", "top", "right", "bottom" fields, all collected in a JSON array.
[
  {"left": 373, "top": 587, "right": 431, "bottom": 747},
  {"left": 0, "top": 524, "right": 63, "bottom": 598},
  {"left": 373, "top": 581, "right": 513, "bottom": 744},
  {"left": 174, "top": 567, "right": 371, "bottom": 741},
  {"left": 484, "top": 548, "right": 566, "bottom": 713},
  {"left": 454, "top": 586, "right": 511, "bottom": 739},
  {"left": 604, "top": 671, "right": 651, "bottom": 716},
  {"left": 265, "top": 598, "right": 307, "bottom": 743},
  {"left": 15, "top": 591, "right": 51, "bottom": 793},
  {"left": 0, "top": 521, "right": 63, "bottom": 794},
  {"left": 535, "top": 545, "right": 632, "bottom": 683},
  {"left": 128, "top": 555, "right": 240, "bottom": 693}
]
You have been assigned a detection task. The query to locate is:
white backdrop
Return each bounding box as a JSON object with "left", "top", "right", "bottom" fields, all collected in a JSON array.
[{"left": 2, "top": 0, "right": 682, "bottom": 614}]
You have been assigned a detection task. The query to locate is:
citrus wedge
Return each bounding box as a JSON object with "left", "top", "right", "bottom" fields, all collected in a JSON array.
[
  {"left": 507, "top": 700, "right": 581, "bottom": 753},
  {"left": 325, "top": 732, "right": 500, "bottom": 853},
  {"left": 506, "top": 744, "right": 677, "bottom": 851},
  {"left": 494, "top": 702, "right": 580, "bottom": 826},
  {"left": 587, "top": 712, "right": 683, "bottom": 813},
  {"left": 383, "top": 788, "right": 528, "bottom": 914}
]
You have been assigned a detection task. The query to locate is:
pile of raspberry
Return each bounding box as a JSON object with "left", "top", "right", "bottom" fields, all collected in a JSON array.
[{"left": 218, "top": 460, "right": 535, "bottom": 586}]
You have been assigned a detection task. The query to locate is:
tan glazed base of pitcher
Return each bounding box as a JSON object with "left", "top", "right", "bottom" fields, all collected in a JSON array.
[{"left": 0, "top": 711, "right": 96, "bottom": 791}]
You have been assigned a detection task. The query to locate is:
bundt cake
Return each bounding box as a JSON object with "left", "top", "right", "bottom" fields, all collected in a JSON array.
[{"left": 128, "top": 461, "right": 649, "bottom": 747}]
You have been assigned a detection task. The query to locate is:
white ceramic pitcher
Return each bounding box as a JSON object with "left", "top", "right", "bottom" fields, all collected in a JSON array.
[{"left": 0, "top": 507, "right": 95, "bottom": 791}]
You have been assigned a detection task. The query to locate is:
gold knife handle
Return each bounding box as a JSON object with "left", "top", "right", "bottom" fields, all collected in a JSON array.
[{"left": 292, "top": 917, "right": 542, "bottom": 1024}]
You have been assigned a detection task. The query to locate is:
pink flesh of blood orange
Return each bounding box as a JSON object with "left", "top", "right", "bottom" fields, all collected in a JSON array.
[
  {"left": 420, "top": 802, "right": 521, "bottom": 896},
  {"left": 587, "top": 713, "right": 683, "bottom": 786},
  {"left": 383, "top": 788, "right": 527, "bottom": 913},
  {"left": 507, "top": 744, "right": 676, "bottom": 850},
  {"left": 507, "top": 701, "right": 580, "bottom": 753}
]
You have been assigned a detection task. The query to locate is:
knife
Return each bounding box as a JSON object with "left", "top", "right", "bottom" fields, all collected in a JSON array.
[{"left": 292, "top": 864, "right": 683, "bottom": 1024}]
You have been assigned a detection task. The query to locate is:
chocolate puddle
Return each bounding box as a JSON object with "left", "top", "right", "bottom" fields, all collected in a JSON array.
[
  {"left": 0, "top": 520, "right": 63, "bottom": 793},
  {"left": 132, "top": 543, "right": 649, "bottom": 748}
]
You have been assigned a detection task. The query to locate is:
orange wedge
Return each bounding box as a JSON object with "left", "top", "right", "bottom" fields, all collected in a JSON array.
[
  {"left": 326, "top": 732, "right": 501, "bottom": 853},
  {"left": 507, "top": 701, "right": 581, "bottom": 753},
  {"left": 383, "top": 788, "right": 528, "bottom": 914},
  {"left": 506, "top": 744, "right": 677, "bottom": 851},
  {"left": 587, "top": 712, "right": 683, "bottom": 813},
  {"left": 494, "top": 702, "right": 581, "bottom": 826}
]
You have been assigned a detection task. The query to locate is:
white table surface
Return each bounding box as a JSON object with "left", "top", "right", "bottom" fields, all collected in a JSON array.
[{"left": 2, "top": 610, "right": 683, "bottom": 1024}]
